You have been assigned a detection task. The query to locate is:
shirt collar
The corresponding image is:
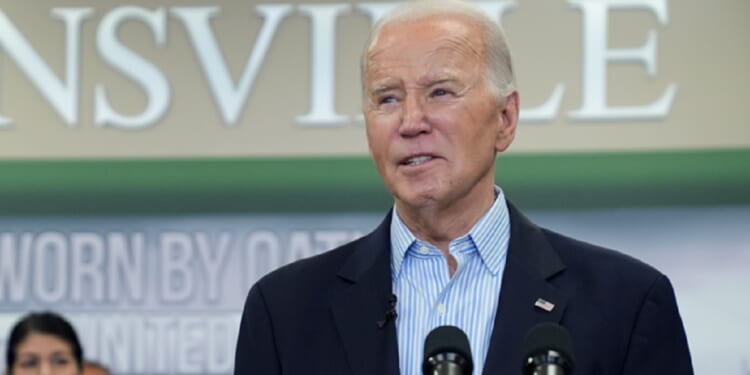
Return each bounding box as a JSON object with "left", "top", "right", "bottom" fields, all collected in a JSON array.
[{"left": 390, "top": 186, "right": 511, "bottom": 278}]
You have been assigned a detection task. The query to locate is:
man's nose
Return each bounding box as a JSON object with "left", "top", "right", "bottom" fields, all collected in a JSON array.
[{"left": 399, "top": 95, "right": 430, "bottom": 137}]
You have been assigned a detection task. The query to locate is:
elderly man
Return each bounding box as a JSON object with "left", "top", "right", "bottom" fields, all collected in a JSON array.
[{"left": 234, "top": 1, "right": 693, "bottom": 374}]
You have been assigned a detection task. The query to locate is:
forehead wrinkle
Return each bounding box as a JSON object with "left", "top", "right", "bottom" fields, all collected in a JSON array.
[
  {"left": 420, "top": 45, "right": 483, "bottom": 88},
  {"left": 433, "top": 32, "right": 484, "bottom": 59},
  {"left": 365, "top": 18, "right": 487, "bottom": 93}
]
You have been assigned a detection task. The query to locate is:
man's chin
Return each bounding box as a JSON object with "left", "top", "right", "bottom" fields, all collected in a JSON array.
[{"left": 394, "top": 189, "right": 444, "bottom": 211}]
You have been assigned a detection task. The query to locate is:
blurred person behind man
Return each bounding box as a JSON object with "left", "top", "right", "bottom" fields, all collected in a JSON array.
[{"left": 5, "top": 311, "right": 83, "bottom": 375}]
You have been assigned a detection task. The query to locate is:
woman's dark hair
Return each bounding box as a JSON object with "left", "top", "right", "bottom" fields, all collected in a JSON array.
[{"left": 5, "top": 311, "right": 83, "bottom": 372}]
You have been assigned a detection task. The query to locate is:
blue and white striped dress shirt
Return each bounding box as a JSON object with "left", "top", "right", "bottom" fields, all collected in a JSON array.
[{"left": 390, "top": 187, "right": 511, "bottom": 375}]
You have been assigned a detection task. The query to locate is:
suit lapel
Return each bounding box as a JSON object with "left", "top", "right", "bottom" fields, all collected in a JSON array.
[
  {"left": 483, "top": 203, "right": 569, "bottom": 375},
  {"left": 330, "top": 212, "right": 400, "bottom": 375}
]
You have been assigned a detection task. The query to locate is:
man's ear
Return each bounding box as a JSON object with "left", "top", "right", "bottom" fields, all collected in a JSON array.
[{"left": 495, "top": 90, "right": 519, "bottom": 153}]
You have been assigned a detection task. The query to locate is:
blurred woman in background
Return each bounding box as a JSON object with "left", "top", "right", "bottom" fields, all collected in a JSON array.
[{"left": 5, "top": 312, "right": 83, "bottom": 375}]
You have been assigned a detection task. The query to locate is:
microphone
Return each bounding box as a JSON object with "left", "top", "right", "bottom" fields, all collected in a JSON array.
[
  {"left": 522, "top": 322, "right": 575, "bottom": 375},
  {"left": 377, "top": 293, "right": 398, "bottom": 328},
  {"left": 422, "top": 326, "right": 473, "bottom": 375}
]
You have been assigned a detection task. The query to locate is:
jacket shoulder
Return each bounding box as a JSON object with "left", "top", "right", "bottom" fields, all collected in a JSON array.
[{"left": 541, "top": 227, "right": 664, "bottom": 286}]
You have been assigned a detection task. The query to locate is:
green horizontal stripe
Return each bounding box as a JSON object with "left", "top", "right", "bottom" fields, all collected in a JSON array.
[{"left": 0, "top": 149, "right": 747, "bottom": 215}]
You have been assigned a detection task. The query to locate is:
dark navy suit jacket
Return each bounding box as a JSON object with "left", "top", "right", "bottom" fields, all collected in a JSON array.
[{"left": 234, "top": 202, "right": 693, "bottom": 374}]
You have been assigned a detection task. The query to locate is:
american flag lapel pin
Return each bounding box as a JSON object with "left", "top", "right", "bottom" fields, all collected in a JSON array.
[{"left": 534, "top": 298, "right": 555, "bottom": 312}]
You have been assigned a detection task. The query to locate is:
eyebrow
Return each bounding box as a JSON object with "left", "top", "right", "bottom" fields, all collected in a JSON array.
[
  {"left": 370, "top": 84, "right": 399, "bottom": 97},
  {"left": 420, "top": 76, "right": 459, "bottom": 87}
]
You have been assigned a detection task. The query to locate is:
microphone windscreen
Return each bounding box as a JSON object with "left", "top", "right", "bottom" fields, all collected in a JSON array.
[
  {"left": 522, "top": 322, "right": 575, "bottom": 362},
  {"left": 423, "top": 325, "right": 473, "bottom": 368}
]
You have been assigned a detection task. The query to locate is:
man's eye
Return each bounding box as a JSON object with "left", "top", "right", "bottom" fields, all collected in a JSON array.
[
  {"left": 379, "top": 96, "right": 396, "bottom": 104},
  {"left": 431, "top": 88, "right": 450, "bottom": 97}
]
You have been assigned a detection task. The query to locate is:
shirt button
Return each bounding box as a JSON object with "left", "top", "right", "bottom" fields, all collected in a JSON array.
[
  {"left": 419, "top": 246, "right": 430, "bottom": 254},
  {"left": 437, "top": 303, "right": 446, "bottom": 315}
]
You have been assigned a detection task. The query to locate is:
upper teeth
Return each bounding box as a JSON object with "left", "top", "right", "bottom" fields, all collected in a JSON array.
[{"left": 406, "top": 156, "right": 433, "bottom": 165}]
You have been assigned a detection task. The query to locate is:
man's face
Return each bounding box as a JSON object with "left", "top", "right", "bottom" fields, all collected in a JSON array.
[{"left": 364, "top": 15, "right": 517, "bottom": 211}]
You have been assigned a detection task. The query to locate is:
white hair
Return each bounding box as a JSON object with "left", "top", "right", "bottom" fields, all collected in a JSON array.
[{"left": 361, "top": 0, "right": 516, "bottom": 98}]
